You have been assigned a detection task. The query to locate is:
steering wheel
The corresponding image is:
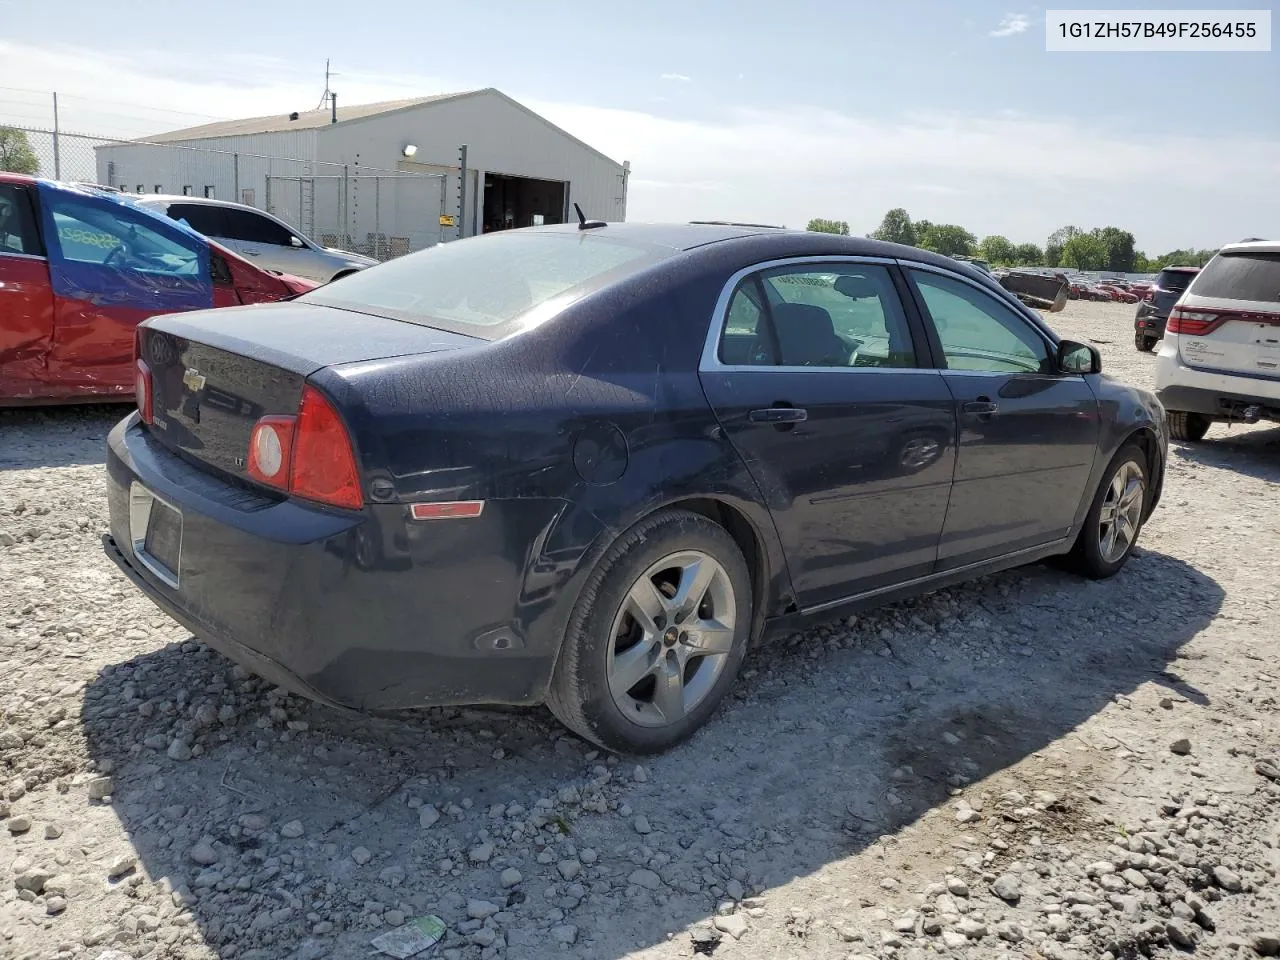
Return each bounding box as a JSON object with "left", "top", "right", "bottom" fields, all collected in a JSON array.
[{"left": 103, "top": 244, "right": 129, "bottom": 268}]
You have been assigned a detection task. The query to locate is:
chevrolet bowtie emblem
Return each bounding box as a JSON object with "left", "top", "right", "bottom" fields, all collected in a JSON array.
[{"left": 182, "top": 367, "right": 206, "bottom": 392}]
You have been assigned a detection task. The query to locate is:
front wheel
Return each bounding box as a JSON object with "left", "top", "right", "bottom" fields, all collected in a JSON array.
[
  {"left": 546, "top": 510, "right": 752, "bottom": 754},
  {"left": 1167, "top": 411, "right": 1211, "bottom": 442},
  {"left": 1064, "top": 443, "right": 1148, "bottom": 580}
]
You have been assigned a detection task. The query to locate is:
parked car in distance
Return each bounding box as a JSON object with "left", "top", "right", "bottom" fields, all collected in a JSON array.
[
  {"left": 1154, "top": 241, "right": 1280, "bottom": 440},
  {"left": 0, "top": 175, "right": 315, "bottom": 405},
  {"left": 105, "top": 223, "right": 1167, "bottom": 753},
  {"left": 1134, "top": 266, "right": 1200, "bottom": 352},
  {"left": 132, "top": 195, "right": 376, "bottom": 284}
]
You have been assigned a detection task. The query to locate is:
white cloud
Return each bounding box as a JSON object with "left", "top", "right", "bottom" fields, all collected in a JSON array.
[
  {"left": 990, "top": 13, "right": 1031, "bottom": 37},
  {"left": 2, "top": 41, "right": 1272, "bottom": 251},
  {"left": 659, "top": 73, "right": 692, "bottom": 82}
]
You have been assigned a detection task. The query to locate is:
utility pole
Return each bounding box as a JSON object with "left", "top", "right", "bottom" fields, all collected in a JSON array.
[
  {"left": 458, "top": 145, "right": 468, "bottom": 239},
  {"left": 52, "top": 92, "right": 61, "bottom": 180}
]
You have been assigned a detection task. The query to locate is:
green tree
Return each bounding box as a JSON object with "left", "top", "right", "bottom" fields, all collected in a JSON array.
[
  {"left": 978, "top": 235, "right": 1016, "bottom": 265},
  {"left": 917, "top": 223, "right": 976, "bottom": 257},
  {"left": 1092, "top": 226, "right": 1137, "bottom": 272},
  {"left": 0, "top": 126, "right": 39, "bottom": 175},
  {"left": 869, "top": 207, "right": 916, "bottom": 246},
  {"left": 1045, "top": 225, "right": 1082, "bottom": 268},
  {"left": 807, "top": 218, "right": 849, "bottom": 235},
  {"left": 1012, "top": 242, "right": 1044, "bottom": 266},
  {"left": 1060, "top": 234, "right": 1107, "bottom": 271}
]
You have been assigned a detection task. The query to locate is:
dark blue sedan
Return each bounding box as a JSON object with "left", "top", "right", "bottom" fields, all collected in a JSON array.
[{"left": 104, "top": 222, "right": 1167, "bottom": 753}]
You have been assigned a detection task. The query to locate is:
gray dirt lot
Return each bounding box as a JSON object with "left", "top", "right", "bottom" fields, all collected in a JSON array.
[{"left": 1, "top": 299, "right": 1278, "bottom": 960}]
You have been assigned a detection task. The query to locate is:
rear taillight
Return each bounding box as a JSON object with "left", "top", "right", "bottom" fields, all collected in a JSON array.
[
  {"left": 1167, "top": 306, "right": 1227, "bottom": 336},
  {"left": 290, "top": 386, "right": 363, "bottom": 509},
  {"left": 244, "top": 385, "right": 363, "bottom": 509},
  {"left": 135, "top": 358, "right": 153, "bottom": 424},
  {"left": 247, "top": 416, "right": 297, "bottom": 490}
]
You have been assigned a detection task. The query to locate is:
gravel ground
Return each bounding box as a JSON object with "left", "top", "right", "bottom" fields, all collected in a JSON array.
[{"left": 1, "top": 299, "right": 1278, "bottom": 960}]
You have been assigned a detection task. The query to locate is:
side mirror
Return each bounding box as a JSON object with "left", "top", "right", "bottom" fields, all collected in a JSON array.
[
  {"left": 290, "top": 235, "right": 304, "bottom": 248},
  {"left": 1058, "top": 339, "right": 1101, "bottom": 374}
]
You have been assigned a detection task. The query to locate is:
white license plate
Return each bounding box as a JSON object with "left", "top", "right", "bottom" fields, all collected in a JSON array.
[{"left": 128, "top": 482, "right": 182, "bottom": 588}]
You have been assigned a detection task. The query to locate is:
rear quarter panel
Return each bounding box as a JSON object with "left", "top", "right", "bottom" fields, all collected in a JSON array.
[{"left": 317, "top": 253, "right": 796, "bottom": 678}]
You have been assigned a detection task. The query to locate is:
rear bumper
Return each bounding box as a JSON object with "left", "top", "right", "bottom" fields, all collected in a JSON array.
[
  {"left": 1154, "top": 345, "right": 1280, "bottom": 420},
  {"left": 105, "top": 413, "right": 570, "bottom": 710}
]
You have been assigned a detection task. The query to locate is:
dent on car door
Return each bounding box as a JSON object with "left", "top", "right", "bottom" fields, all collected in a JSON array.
[
  {"left": 905, "top": 267, "right": 1100, "bottom": 568},
  {"left": 0, "top": 182, "right": 57, "bottom": 400},
  {"left": 37, "top": 184, "right": 212, "bottom": 397},
  {"left": 699, "top": 260, "right": 957, "bottom": 610}
]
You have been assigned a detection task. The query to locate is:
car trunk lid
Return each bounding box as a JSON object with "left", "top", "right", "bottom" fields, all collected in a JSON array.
[{"left": 138, "top": 302, "right": 480, "bottom": 481}]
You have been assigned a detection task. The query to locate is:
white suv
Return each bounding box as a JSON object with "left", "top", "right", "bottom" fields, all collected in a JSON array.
[{"left": 1153, "top": 240, "right": 1280, "bottom": 441}]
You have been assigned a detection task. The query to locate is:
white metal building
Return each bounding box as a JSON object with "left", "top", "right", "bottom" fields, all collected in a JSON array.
[{"left": 95, "top": 89, "right": 630, "bottom": 254}]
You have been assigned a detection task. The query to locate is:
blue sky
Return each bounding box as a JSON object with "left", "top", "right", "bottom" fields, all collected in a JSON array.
[{"left": 1, "top": 0, "right": 1276, "bottom": 252}]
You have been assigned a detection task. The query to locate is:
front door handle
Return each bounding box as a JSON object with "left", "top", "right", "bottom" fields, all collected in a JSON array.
[
  {"left": 961, "top": 399, "right": 999, "bottom": 416},
  {"left": 749, "top": 407, "right": 808, "bottom": 423}
]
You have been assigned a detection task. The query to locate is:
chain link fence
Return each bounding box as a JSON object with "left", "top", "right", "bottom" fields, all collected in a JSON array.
[{"left": 4, "top": 126, "right": 447, "bottom": 261}]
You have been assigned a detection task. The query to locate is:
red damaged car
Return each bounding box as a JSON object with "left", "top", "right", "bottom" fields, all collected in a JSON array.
[{"left": 0, "top": 175, "right": 314, "bottom": 405}]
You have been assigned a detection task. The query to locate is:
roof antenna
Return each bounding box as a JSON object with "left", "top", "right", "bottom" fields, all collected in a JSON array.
[{"left": 573, "top": 202, "right": 606, "bottom": 230}]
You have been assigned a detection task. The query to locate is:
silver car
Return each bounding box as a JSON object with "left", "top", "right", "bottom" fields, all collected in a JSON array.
[{"left": 133, "top": 196, "right": 376, "bottom": 283}]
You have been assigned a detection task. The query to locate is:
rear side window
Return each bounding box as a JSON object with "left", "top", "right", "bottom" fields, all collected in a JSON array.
[
  {"left": 0, "top": 184, "right": 41, "bottom": 256},
  {"left": 168, "top": 203, "right": 227, "bottom": 238},
  {"left": 1190, "top": 253, "right": 1280, "bottom": 303},
  {"left": 761, "top": 264, "right": 917, "bottom": 368},
  {"left": 221, "top": 209, "right": 297, "bottom": 246},
  {"left": 301, "top": 231, "right": 661, "bottom": 339}
]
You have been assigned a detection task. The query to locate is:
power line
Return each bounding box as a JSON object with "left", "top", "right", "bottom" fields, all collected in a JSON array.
[{"left": 0, "top": 85, "right": 228, "bottom": 122}]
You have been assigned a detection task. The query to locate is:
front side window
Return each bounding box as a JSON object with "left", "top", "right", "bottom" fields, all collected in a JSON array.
[
  {"left": 716, "top": 263, "right": 918, "bottom": 368},
  {"left": 44, "top": 190, "right": 202, "bottom": 277},
  {"left": 222, "top": 209, "right": 298, "bottom": 246},
  {"left": 910, "top": 270, "right": 1050, "bottom": 374}
]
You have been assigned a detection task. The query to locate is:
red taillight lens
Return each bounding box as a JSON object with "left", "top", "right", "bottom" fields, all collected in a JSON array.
[
  {"left": 1167, "top": 306, "right": 1227, "bottom": 336},
  {"left": 289, "top": 385, "right": 363, "bottom": 509},
  {"left": 135, "top": 358, "right": 153, "bottom": 424},
  {"left": 247, "top": 416, "right": 297, "bottom": 489}
]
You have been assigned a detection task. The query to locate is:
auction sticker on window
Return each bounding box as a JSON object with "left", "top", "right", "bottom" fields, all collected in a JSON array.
[{"left": 1047, "top": 10, "right": 1271, "bottom": 51}]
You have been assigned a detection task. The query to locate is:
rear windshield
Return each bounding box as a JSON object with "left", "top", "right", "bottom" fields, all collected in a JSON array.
[
  {"left": 300, "top": 231, "right": 664, "bottom": 339},
  {"left": 1190, "top": 253, "right": 1280, "bottom": 303},
  {"left": 1156, "top": 269, "right": 1196, "bottom": 292}
]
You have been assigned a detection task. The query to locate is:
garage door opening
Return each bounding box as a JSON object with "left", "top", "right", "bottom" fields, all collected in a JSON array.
[{"left": 482, "top": 174, "right": 566, "bottom": 233}]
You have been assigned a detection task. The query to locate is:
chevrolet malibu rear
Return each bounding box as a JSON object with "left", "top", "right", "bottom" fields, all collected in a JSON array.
[{"left": 104, "top": 228, "right": 678, "bottom": 719}]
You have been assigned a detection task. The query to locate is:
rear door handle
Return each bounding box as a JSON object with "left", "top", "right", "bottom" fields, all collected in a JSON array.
[
  {"left": 962, "top": 399, "right": 998, "bottom": 415},
  {"left": 749, "top": 407, "right": 808, "bottom": 423}
]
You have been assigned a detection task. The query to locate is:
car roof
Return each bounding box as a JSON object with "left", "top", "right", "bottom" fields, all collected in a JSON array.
[
  {"left": 523, "top": 222, "right": 970, "bottom": 267},
  {"left": 1219, "top": 239, "right": 1280, "bottom": 255},
  {"left": 131, "top": 194, "right": 266, "bottom": 215},
  {"left": 0, "top": 172, "right": 36, "bottom": 186}
]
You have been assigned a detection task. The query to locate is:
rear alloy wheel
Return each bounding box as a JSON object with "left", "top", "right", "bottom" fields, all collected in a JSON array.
[
  {"left": 1065, "top": 442, "right": 1148, "bottom": 579},
  {"left": 1167, "top": 411, "right": 1211, "bottom": 442},
  {"left": 1134, "top": 331, "right": 1156, "bottom": 352},
  {"left": 546, "top": 510, "right": 751, "bottom": 754}
]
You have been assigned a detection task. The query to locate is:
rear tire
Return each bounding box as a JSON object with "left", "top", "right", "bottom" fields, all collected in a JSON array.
[
  {"left": 1134, "top": 331, "right": 1156, "bottom": 352},
  {"left": 1064, "top": 442, "right": 1148, "bottom": 580},
  {"left": 1167, "top": 411, "right": 1211, "bottom": 442},
  {"left": 546, "top": 509, "right": 752, "bottom": 754}
]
